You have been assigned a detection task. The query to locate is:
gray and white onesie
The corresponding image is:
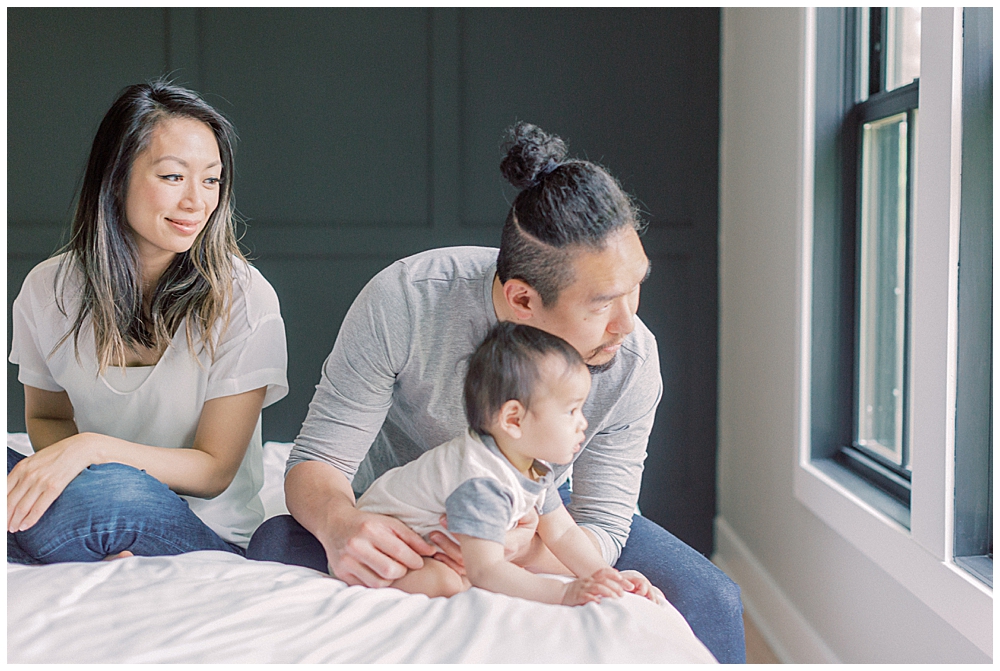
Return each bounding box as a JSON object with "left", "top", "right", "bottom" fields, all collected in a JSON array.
[{"left": 356, "top": 429, "right": 562, "bottom": 544}]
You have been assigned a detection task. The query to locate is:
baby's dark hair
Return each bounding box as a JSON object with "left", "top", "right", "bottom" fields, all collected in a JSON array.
[{"left": 464, "top": 322, "right": 586, "bottom": 435}]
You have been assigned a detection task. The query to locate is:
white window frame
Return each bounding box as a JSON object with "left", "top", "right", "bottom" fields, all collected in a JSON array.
[{"left": 794, "top": 7, "right": 992, "bottom": 657}]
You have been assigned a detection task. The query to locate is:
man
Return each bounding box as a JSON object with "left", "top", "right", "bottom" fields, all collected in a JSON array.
[{"left": 249, "top": 123, "right": 744, "bottom": 663}]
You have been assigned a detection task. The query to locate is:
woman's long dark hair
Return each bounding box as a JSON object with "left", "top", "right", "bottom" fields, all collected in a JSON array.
[
  {"left": 496, "top": 122, "right": 645, "bottom": 306},
  {"left": 55, "top": 78, "right": 244, "bottom": 372}
]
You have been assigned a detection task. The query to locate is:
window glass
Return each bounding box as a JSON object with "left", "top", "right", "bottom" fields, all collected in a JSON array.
[
  {"left": 856, "top": 112, "right": 910, "bottom": 467},
  {"left": 885, "top": 8, "right": 921, "bottom": 91},
  {"left": 858, "top": 7, "right": 922, "bottom": 101}
]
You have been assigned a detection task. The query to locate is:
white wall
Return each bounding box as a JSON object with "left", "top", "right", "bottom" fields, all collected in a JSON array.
[{"left": 714, "top": 8, "right": 991, "bottom": 663}]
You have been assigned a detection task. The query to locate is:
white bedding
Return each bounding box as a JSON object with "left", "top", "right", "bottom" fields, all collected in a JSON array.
[{"left": 7, "top": 434, "right": 716, "bottom": 663}]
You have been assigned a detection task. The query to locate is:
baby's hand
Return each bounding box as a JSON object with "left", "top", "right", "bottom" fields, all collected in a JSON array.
[
  {"left": 561, "top": 567, "right": 628, "bottom": 606},
  {"left": 619, "top": 569, "right": 667, "bottom": 606}
]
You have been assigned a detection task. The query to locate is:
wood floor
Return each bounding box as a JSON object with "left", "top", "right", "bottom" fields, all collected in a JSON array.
[{"left": 744, "top": 611, "right": 780, "bottom": 664}]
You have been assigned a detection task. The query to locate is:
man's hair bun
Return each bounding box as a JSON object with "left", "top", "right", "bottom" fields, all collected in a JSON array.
[{"left": 499, "top": 122, "right": 568, "bottom": 190}]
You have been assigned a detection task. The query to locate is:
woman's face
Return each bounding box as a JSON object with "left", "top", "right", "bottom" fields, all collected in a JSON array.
[{"left": 124, "top": 116, "right": 222, "bottom": 275}]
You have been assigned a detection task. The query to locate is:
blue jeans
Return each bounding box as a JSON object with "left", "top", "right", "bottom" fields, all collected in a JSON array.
[
  {"left": 615, "top": 515, "right": 745, "bottom": 663},
  {"left": 246, "top": 487, "right": 745, "bottom": 663},
  {"left": 7, "top": 448, "right": 241, "bottom": 564}
]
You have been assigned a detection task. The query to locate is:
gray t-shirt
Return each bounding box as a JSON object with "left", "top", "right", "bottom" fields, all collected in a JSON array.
[{"left": 288, "top": 246, "right": 662, "bottom": 564}]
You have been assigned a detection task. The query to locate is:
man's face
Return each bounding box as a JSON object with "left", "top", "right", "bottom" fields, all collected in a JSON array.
[{"left": 530, "top": 227, "right": 651, "bottom": 369}]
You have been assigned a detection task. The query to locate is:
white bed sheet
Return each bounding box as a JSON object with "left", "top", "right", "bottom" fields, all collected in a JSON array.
[{"left": 6, "top": 434, "right": 716, "bottom": 663}]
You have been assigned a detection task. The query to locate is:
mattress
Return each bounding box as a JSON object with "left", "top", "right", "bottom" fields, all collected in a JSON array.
[{"left": 6, "top": 434, "right": 716, "bottom": 663}]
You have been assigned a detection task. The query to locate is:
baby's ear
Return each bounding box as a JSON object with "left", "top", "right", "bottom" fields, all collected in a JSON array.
[{"left": 495, "top": 399, "right": 525, "bottom": 439}]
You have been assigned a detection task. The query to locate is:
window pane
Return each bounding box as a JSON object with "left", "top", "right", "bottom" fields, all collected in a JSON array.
[
  {"left": 885, "top": 8, "right": 921, "bottom": 91},
  {"left": 857, "top": 113, "right": 909, "bottom": 466},
  {"left": 856, "top": 8, "right": 871, "bottom": 102}
]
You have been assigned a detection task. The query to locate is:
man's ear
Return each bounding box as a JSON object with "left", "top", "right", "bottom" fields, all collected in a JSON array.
[
  {"left": 501, "top": 279, "right": 541, "bottom": 322},
  {"left": 494, "top": 399, "right": 525, "bottom": 440}
]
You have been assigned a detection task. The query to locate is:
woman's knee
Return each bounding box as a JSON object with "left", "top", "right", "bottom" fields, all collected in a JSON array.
[
  {"left": 13, "top": 464, "right": 199, "bottom": 561},
  {"left": 19, "top": 463, "right": 184, "bottom": 546},
  {"left": 68, "top": 462, "right": 184, "bottom": 517}
]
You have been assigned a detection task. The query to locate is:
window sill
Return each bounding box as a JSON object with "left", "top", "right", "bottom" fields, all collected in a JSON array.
[
  {"left": 794, "top": 460, "right": 992, "bottom": 656},
  {"left": 954, "top": 556, "right": 993, "bottom": 590},
  {"left": 810, "top": 457, "right": 910, "bottom": 528}
]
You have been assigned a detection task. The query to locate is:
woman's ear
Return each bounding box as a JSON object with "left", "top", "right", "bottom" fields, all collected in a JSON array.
[
  {"left": 494, "top": 399, "right": 525, "bottom": 440},
  {"left": 501, "top": 279, "right": 541, "bottom": 322}
]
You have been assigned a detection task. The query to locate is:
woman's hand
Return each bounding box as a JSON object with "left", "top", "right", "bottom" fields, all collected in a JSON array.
[
  {"left": 7, "top": 433, "right": 98, "bottom": 532},
  {"left": 619, "top": 569, "right": 667, "bottom": 606},
  {"left": 561, "top": 566, "right": 629, "bottom": 606}
]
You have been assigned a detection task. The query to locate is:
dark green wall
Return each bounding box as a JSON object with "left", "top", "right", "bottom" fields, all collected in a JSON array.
[{"left": 7, "top": 8, "right": 720, "bottom": 554}]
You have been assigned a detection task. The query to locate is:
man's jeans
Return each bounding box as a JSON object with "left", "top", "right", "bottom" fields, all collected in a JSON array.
[
  {"left": 246, "top": 491, "right": 746, "bottom": 664},
  {"left": 615, "top": 515, "right": 745, "bottom": 664},
  {"left": 7, "top": 448, "right": 241, "bottom": 564}
]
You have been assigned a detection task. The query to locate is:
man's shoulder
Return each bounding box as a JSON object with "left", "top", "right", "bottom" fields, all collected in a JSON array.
[
  {"left": 619, "top": 315, "right": 659, "bottom": 369},
  {"left": 362, "top": 246, "right": 497, "bottom": 313},
  {"left": 588, "top": 316, "right": 660, "bottom": 403},
  {"left": 395, "top": 246, "right": 498, "bottom": 284}
]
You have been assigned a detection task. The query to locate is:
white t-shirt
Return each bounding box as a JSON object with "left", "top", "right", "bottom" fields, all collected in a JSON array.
[
  {"left": 356, "top": 429, "right": 563, "bottom": 544},
  {"left": 8, "top": 254, "right": 288, "bottom": 547}
]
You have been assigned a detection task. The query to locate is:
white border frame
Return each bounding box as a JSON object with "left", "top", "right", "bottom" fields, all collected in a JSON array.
[{"left": 793, "top": 7, "right": 992, "bottom": 657}]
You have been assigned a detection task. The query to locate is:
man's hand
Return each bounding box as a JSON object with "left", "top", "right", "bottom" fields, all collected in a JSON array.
[
  {"left": 323, "top": 508, "right": 437, "bottom": 588},
  {"left": 285, "top": 461, "right": 438, "bottom": 589}
]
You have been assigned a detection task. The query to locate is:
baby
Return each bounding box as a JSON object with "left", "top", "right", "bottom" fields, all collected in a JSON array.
[{"left": 356, "top": 322, "right": 661, "bottom": 606}]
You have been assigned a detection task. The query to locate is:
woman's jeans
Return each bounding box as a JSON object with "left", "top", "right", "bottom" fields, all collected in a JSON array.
[
  {"left": 7, "top": 448, "right": 241, "bottom": 564},
  {"left": 246, "top": 485, "right": 746, "bottom": 664}
]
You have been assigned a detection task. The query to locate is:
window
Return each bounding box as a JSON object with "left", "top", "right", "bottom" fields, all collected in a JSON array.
[
  {"left": 809, "top": 7, "right": 921, "bottom": 527},
  {"left": 849, "top": 8, "right": 920, "bottom": 504},
  {"left": 812, "top": 6, "right": 993, "bottom": 578},
  {"left": 799, "top": 7, "right": 992, "bottom": 652}
]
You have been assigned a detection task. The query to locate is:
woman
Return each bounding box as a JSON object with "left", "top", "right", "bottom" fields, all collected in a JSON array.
[{"left": 7, "top": 79, "right": 287, "bottom": 562}]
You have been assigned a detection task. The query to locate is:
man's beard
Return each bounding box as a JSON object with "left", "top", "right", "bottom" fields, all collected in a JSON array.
[
  {"left": 584, "top": 339, "right": 623, "bottom": 375},
  {"left": 587, "top": 355, "right": 619, "bottom": 375}
]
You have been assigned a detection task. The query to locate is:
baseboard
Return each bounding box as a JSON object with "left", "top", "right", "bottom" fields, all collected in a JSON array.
[{"left": 713, "top": 516, "right": 840, "bottom": 664}]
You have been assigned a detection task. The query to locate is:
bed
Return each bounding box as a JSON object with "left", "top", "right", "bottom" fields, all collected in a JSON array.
[{"left": 7, "top": 433, "right": 716, "bottom": 663}]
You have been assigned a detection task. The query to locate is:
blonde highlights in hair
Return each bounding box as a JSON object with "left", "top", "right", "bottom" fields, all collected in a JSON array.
[{"left": 54, "top": 79, "right": 244, "bottom": 373}]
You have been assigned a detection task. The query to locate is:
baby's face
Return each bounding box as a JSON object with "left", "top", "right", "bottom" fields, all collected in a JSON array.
[{"left": 519, "top": 356, "right": 592, "bottom": 465}]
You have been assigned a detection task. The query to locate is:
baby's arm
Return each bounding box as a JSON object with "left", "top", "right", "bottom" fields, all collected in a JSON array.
[
  {"left": 456, "top": 533, "right": 624, "bottom": 606},
  {"left": 535, "top": 504, "right": 609, "bottom": 578},
  {"left": 538, "top": 504, "right": 666, "bottom": 606}
]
